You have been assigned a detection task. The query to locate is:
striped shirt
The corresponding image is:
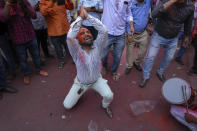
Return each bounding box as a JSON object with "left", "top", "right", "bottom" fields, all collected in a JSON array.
[{"left": 67, "top": 15, "right": 107, "bottom": 84}]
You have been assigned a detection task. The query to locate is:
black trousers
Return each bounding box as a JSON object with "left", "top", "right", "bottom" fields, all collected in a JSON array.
[
  {"left": 35, "top": 29, "right": 51, "bottom": 57},
  {"left": 191, "top": 37, "right": 197, "bottom": 71}
]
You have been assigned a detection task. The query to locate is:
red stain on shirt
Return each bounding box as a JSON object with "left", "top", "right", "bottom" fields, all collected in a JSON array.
[{"left": 79, "top": 51, "right": 85, "bottom": 65}]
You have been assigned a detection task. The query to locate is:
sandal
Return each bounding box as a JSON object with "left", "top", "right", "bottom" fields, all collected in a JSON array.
[{"left": 112, "top": 73, "right": 119, "bottom": 81}]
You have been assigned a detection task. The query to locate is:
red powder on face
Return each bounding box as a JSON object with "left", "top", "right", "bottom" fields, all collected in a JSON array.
[{"left": 77, "top": 28, "right": 93, "bottom": 44}]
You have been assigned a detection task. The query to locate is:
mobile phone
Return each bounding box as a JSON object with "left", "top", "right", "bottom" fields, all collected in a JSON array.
[{"left": 57, "top": 0, "right": 65, "bottom": 5}]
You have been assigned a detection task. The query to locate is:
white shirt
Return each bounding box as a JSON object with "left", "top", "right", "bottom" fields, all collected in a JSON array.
[
  {"left": 67, "top": 15, "right": 107, "bottom": 84},
  {"left": 101, "top": 0, "right": 133, "bottom": 36},
  {"left": 27, "top": 0, "right": 47, "bottom": 30}
]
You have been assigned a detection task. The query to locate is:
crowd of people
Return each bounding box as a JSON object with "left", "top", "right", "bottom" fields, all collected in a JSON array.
[{"left": 1, "top": 0, "right": 197, "bottom": 129}]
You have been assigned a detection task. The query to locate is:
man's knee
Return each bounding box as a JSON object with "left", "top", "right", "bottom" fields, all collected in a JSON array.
[
  {"left": 63, "top": 99, "right": 73, "bottom": 110},
  {"left": 104, "top": 91, "right": 114, "bottom": 101},
  {"left": 145, "top": 55, "right": 155, "bottom": 63}
]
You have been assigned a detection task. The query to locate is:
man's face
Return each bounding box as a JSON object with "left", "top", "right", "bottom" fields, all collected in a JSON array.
[{"left": 77, "top": 28, "right": 94, "bottom": 46}]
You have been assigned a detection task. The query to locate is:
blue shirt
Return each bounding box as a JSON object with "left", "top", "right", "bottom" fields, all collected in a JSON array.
[
  {"left": 101, "top": 0, "right": 133, "bottom": 36},
  {"left": 126, "top": 0, "right": 153, "bottom": 34},
  {"left": 78, "top": 0, "right": 103, "bottom": 26}
]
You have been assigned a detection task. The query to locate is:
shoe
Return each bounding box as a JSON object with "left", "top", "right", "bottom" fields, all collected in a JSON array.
[
  {"left": 133, "top": 62, "right": 142, "bottom": 71},
  {"left": 188, "top": 68, "right": 197, "bottom": 76},
  {"left": 156, "top": 72, "right": 166, "bottom": 82},
  {"left": 112, "top": 73, "right": 120, "bottom": 81},
  {"left": 125, "top": 67, "right": 132, "bottom": 75},
  {"left": 58, "top": 62, "right": 65, "bottom": 69},
  {"left": 2, "top": 86, "right": 18, "bottom": 93},
  {"left": 104, "top": 107, "right": 113, "bottom": 118},
  {"left": 101, "top": 67, "right": 107, "bottom": 76},
  {"left": 139, "top": 78, "right": 149, "bottom": 88},
  {"left": 39, "top": 70, "right": 48, "bottom": 77},
  {"left": 24, "top": 76, "right": 30, "bottom": 85},
  {"left": 175, "top": 59, "right": 184, "bottom": 65}
]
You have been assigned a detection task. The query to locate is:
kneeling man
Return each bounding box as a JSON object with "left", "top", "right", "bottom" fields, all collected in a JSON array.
[{"left": 63, "top": 7, "right": 113, "bottom": 118}]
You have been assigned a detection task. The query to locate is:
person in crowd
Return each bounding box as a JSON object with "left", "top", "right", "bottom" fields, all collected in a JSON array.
[
  {"left": 40, "top": 0, "right": 74, "bottom": 68},
  {"left": 0, "top": 34, "right": 16, "bottom": 81},
  {"left": 0, "top": 1, "right": 19, "bottom": 99},
  {"left": 176, "top": 0, "right": 197, "bottom": 66},
  {"left": 0, "top": 0, "right": 48, "bottom": 85},
  {"left": 139, "top": 0, "right": 194, "bottom": 87},
  {"left": 0, "top": 1, "right": 16, "bottom": 81},
  {"left": 189, "top": 6, "right": 197, "bottom": 75},
  {"left": 28, "top": 0, "right": 53, "bottom": 59},
  {"left": 101, "top": 0, "right": 134, "bottom": 80},
  {"left": 171, "top": 102, "right": 197, "bottom": 130},
  {"left": 63, "top": 7, "right": 114, "bottom": 118},
  {"left": 125, "top": 0, "right": 153, "bottom": 75},
  {"left": 0, "top": 49, "right": 17, "bottom": 100},
  {"left": 77, "top": 0, "right": 103, "bottom": 38},
  {"left": 175, "top": 25, "right": 186, "bottom": 65}
]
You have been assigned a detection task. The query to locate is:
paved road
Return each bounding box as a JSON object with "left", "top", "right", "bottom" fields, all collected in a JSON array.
[{"left": 0, "top": 45, "right": 196, "bottom": 131}]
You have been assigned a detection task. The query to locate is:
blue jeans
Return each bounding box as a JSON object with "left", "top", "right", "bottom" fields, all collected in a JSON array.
[
  {"left": 176, "top": 33, "right": 186, "bottom": 60},
  {"left": 14, "top": 38, "right": 41, "bottom": 76},
  {"left": 0, "top": 54, "right": 7, "bottom": 89},
  {"left": 0, "top": 34, "right": 15, "bottom": 75},
  {"left": 143, "top": 31, "right": 178, "bottom": 79},
  {"left": 102, "top": 34, "right": 125, "bottom": 73},
  {"left": 50, "top": 34, "right": 67, "bottom": 63}
]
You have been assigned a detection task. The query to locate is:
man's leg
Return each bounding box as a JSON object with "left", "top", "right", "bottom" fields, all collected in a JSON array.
[
  {"left": 61, "top": 34, "right": 69, "bottom": 56},
  {"left": 63, "top": 78, "right": 89, "bottom": 109},
  {"left": 157, "top": 37, "right": 178, "bottom": 76},
  {"left": 0, "top": 35, "right": 15, "bottom": 77},
  {"left": 0, "top": 54, "right": 17, "bottom": 99},
  {"left": 176, "top": 34, "right": 185, "bottom": 60},
  {"left": 40, "top": 29, "right": 51, "bottom": 58},
  {"left": 14, "top": 44, "right": 31, "bottom": 76},
  {"left": 35, "top": 29, "right": 41, "bottom": 55},
  {"left": 192, "top": 38, "right": 197, "bottom": 72},
  {"left": 140, "top": 32, "right": 161, "bottom": 87},
  {"left": 51, "top": 36, "right": 65, "bottom": 68},
  {"left": 125, "top": 34, "right": 135, "bottom": 74},
  {"left": 101, "top": 34, "right": 115, "bottom": 74},
  {"left": 135, "top": 31, "right": 148, "bottom": 66},
  {"left": 176, "top": 45, "right": 186, "bottom": 62},
  {"left": 28, "top": 38, "right": 42, "bottom": 73},
  {"left": 175, "top": 34, "right": 186, "bottom": 65},
  {"left": 0, "top": 54, "right": 7, "bottom": 90},
  {"left": 111, "top": 35, "right": 125, "bottom": 74},
  {"left": 143, "top": 32, "right": 161, "bottom": 79},
  {"left": 91, "top": 76, "right": 114, "bottom": 118}
]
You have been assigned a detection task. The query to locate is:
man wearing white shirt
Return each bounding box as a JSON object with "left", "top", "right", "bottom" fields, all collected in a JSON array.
[
  {"left": 63, "top": 7, "right": 113, "bottom": 118},
  {"left": 101, "top": 0, "right": 134, "bottom": 80}
]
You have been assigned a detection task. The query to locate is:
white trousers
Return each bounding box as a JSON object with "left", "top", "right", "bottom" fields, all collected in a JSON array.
[
  {"left": 63, "top": 76, "right": 114, "bottom": 109},
  {"left": 170, "top": 105, "right": 197, "bottom": 131}
]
